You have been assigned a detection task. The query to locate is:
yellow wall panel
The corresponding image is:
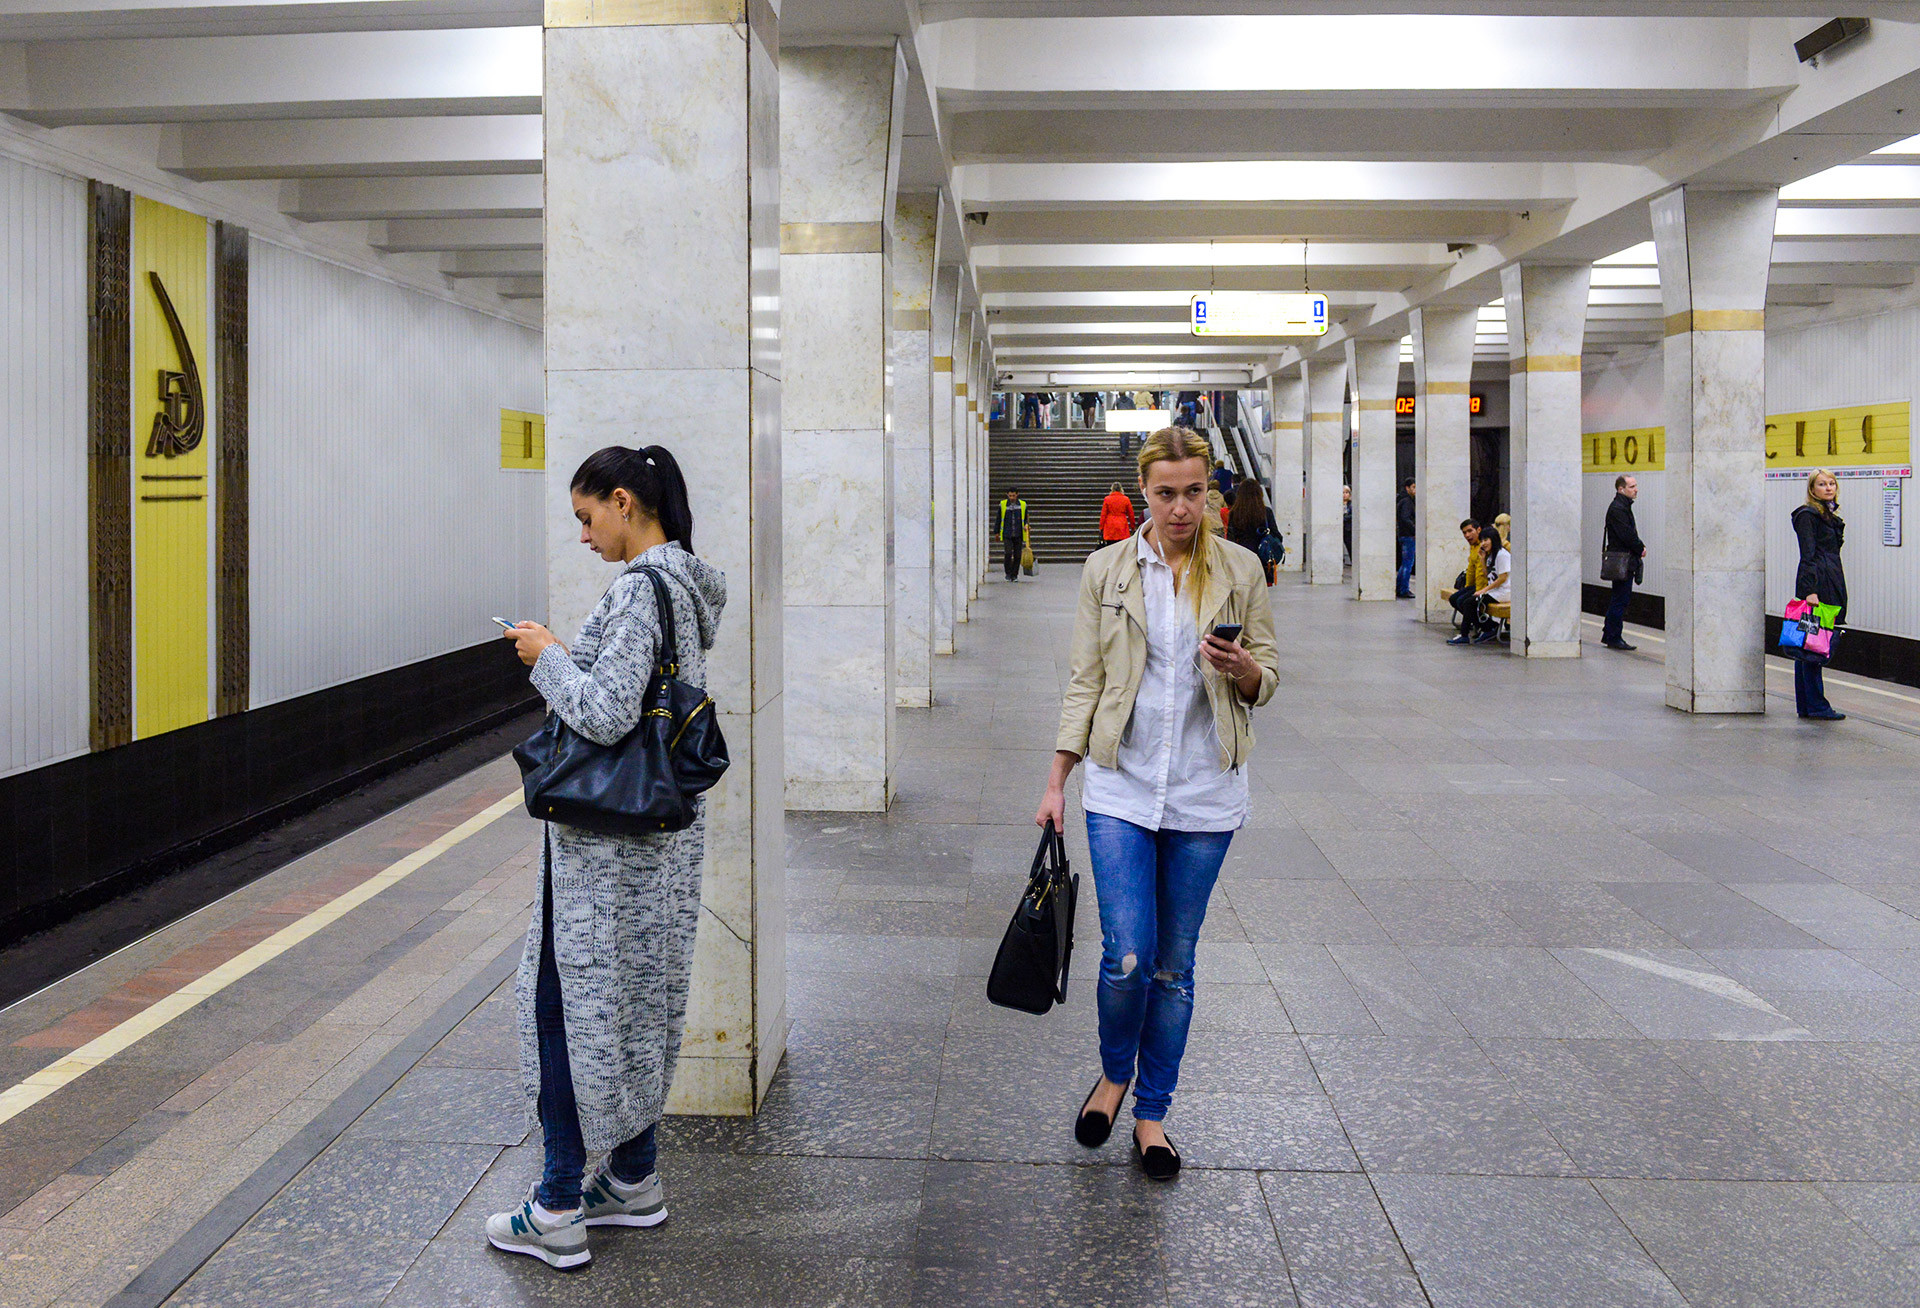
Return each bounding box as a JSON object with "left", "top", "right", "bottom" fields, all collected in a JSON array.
[
  {"left": 1583, "top": 427, "right": 1665, "bottom": 475},
  {"left": 1764, "top": 401, "right": 1910, "bottom": 473},
  {"left": 132, "top": 197, "right": 211, "bottom": 740},
  {"left": 501, "top": 409, "right": 544, "bottom": 470}
]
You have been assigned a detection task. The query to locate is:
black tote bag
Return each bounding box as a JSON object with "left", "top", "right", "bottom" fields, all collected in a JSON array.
[
  {"left": 513, "top": 567, "right": 728, "bottom": 835},
  {"left": 986, "top": 821, "right": 1080, "bottom": 1015}
]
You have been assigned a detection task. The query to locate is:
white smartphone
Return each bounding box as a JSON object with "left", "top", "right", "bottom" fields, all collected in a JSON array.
[{"left": 491, "top": 616, "right": 519, "bottom": 631}]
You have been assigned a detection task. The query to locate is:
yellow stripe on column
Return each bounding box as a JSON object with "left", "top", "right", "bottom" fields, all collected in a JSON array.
[
  {"left": 0, "top": 791, "right": 524, "bottom": 1128},
  {"left": 1665, "top": 309, "right": 1765, "bottom": 336},
  {"left": 931, "top": 356, "right": 952, "bottom": 373},
  {"left": 1356, "top": 398, "right": 1397, "bottom": 411},
  {"left": 1425, "top": 381, "right": 1471, "bottom": 395},
  {"left": 1509, "top": 355, "right": 1583, "bottom": 374}
]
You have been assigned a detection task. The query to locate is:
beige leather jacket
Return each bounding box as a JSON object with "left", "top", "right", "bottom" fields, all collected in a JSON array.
[{"left": 1055, "top": 531, "right": 1280, "bottom": 771}]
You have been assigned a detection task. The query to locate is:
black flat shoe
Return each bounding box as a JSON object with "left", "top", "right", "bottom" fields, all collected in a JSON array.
[
  {"left": 1603, "top": 640, "right": 1636, "bottom": 651},
  {"left": 1074, "top": 1078, "right": 1128, "bottom": 1148},
  {"left": 1133, "top": 1130, "right": 1181, "bottom": 1181}
]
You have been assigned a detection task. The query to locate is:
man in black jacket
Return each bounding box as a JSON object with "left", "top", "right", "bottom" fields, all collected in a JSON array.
[
  {"left": 1601, "top": 475, "right": 1645, "bottom": 651},
  {"left": 1395, "top": 478, "right": 1417, "bottom": 598}
]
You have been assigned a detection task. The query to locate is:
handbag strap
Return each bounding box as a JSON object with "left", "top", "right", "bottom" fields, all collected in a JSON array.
[{"left": 631, "top": 565, "right": 683, "bottom": 677}]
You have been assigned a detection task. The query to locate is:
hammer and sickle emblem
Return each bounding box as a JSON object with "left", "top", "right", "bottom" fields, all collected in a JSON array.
[{"left": 144, "top": 271, "right": 204, "bottom": 459}]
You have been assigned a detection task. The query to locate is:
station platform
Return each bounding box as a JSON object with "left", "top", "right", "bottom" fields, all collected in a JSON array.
[{"left": 4, "top": 571, "right": 1920, "bottom": 1307}]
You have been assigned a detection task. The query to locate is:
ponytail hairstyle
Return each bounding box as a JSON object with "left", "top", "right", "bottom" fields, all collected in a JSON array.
[
  {"left": 1136, "top": 425, "right": 1217, "bottom": 624},
  {"left": 571, "top": 445, "right": 695, "bottom": 553}
]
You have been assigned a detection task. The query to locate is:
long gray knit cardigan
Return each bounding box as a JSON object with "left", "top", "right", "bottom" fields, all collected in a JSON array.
[{"left": 518, "top": 542, "right": 726, "bottom": 1150}]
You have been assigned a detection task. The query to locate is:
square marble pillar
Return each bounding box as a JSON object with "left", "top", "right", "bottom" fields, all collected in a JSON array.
[
  {"left": 1653, "top": 186, "right": 1777, "bottom": 714},
  {"left": 780, "top": 43, "right": 907, "bottom": 811},
  {"left": 953, "top": 312, "right": 976, "bottom": 612},
  {"left": 544, "top": 3, "right": 784, "bottom": 1115},
  {"left": 1412, "top": 306, "right": 1477, "bottom": 623},
  {"left": 973, "top": 336, "right": 990, "bottom": 587},
  {"left": 1502, "top": 262, "right": 1590, "bottom": 659},
  {"left": 930, "top": 264, "right": 958, "bottom": 654},
  {"left": 1346, "top": 338, "right": 1401, "bottom": 601},
  {"left": 1304, "top": 356, "right": 1348, "bottom": 586},
  {"left": 892, "top": 192, "right": 936, "bottom": 707},
  {"left": 1267, "top": 371, "right": 1305, "bottom": 573}
]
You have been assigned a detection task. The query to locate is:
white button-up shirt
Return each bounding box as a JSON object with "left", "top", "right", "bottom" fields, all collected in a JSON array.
[{"left": 1081, "top": 528, "right": 1249, "bottom": 833}]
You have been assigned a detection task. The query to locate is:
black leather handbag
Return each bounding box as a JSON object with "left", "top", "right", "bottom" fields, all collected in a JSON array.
[
  {"left": 513, "top": 567, "right": 729, "bottom": 835},
  {"left": 986, "top": 821, "right": 1080, "bottom": 1015}
]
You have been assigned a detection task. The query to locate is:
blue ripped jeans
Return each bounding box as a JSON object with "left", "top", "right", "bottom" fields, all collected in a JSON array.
[
  {"left": 535, "top": 863, "right": 657, "bottom": 1210},
  {"left": 1085, "top": 813, "right": 1234, "bottom": 1122}
]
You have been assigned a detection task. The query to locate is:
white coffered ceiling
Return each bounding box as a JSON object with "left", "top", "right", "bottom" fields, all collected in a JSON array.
[{"left": 9, "top": 1, "right": 1920, "bottom": 377}]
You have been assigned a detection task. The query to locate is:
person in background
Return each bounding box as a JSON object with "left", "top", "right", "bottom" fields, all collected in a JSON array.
[
  {"left": 1114, "top": 391, "right": 1136, "bottom": 411},
  {"left": 998, "top": 488, "right": 1030, "bottom": 583},
  {"left": 1444, "top": 519, "right": 1487, "bottom": 645},
  {"left": 1395, "top": 478, "right": 1417, "bottom": 599},
  {"left": 1101, "top": 480, "right": 1138, "bottom": 548},
  {"left": 1493, "top": 512, "right": 1511, "bottom": 549},
  {"left": 1601, "top": 474, "right": 1645, "bottom": 652},
  {"left": 1134, "top": 389, "right": 1157, "bottom": 412},
  {"left": 490, "top": 445, "right": 721, "bottom": 1270},
  {"left": 1038, "top": 425, "right": 1280, "bottom": 1183},
  {"left": 1019, "top": 392, "right": 1040, "bottom": 429},
  {"left": 1472, "top": 525, "right": 1509, "bottom": 643},
  {"left": 1225, "top": 478, "right": 1282, "bottom": 584},
  {"left": 1793, "top": 468, "right": 1847, "bottom": 721},
  {"left": 1206, "top": 485, "right": 1228, "bottom": 529},
  {"left": 1211, "top": 459, "right": 1235, "bottom": 500},
  {"left": 1342, "top": 485, "right": 1353, "bottom": 565},
  {"left": 1077, "top": 391, "right": 1103, "bottom": 428},
  {"left": 1176, "top": 391, "right": 1200, "bottom": 427}
]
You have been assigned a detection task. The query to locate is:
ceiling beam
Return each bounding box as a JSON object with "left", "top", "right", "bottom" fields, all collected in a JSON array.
[
  {"left": 441, "top": 249, "right": 542, "bottom": 277},
  {"left": 959, "top": 206, "right": 1520, "bottom": 244},
  {"left": 0, "top": 0, "right": 540, "bottom": 41},
  {"left": 280, "top": 172, "right": 541, "bottom": 220},
  {"left": 158, "top": 114, "right": 541, "bottom": 179},
  {"left": 0, "top": 25, "right": 539, "bottom": 125},
  {"left": 366, "top": 216, "right": 542, "bottom": 251}
]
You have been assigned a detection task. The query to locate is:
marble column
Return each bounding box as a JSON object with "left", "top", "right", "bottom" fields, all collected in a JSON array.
[
  {"left": 1267, "top": 371, "right": 1305, "bottom": 573},
  {"left": 1412, "top": 306, "right": 1477, "bottom": 623},
  {"left": 543, "top": 0, "right": 784, "bottom": 1114},
  {"left": 1303, "top": 355, "right": 1348, "bottom": 585},
  {"left": 1653, "top": 186, "right": 1777, "bottom": 714},
  {"left": 953, "top": 311, "right": 976, "bottom": 613},
  {"left": 780, "top": 43, "right": 906, "bottom": 811},
  {"left": 892, "top": 192, "right": 936, "bottom": 707},
  {"left": 930, "top": 263, "right": 958, "bottom": 654},
  {"left": 1502, "top": 262, "right": 1590, "bottom": 658},
  {"left": 973, "top": 332, "right": 990, "bottom": 589},
  {"left": 1345, "top": 337, "right": 1401, "bottom": 601}
]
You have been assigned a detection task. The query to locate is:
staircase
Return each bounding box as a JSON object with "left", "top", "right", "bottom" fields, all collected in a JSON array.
[{"left": 988, "top": 428, "right": 1147, "bottom": 564}]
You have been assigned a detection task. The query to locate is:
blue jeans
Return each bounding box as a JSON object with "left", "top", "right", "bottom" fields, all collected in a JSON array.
[
  {"left": 1084, "top": 813, "right": 1234, "bottom": 1122},
  {"left": 1793, "top": 657, "right": 1832, "bottom": 717},
  {"left": 1395, "top": 536, "right": 1416, "bottom": 596},
  {"left": 1602, "top": 578, "right": 1633, "bottom": 644},
  {"left": 535, "top": 861, "right": 657, "bottom": 1210}
]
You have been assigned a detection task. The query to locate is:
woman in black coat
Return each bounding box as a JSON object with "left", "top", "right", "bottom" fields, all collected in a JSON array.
[{"left": 1791, "top": 468, "right": 1847, "bottom": 721}]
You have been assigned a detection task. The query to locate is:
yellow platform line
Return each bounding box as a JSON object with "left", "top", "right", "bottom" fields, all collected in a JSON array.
[{"left": 0, "top": 791, "right": 523, "bottom": 1129}]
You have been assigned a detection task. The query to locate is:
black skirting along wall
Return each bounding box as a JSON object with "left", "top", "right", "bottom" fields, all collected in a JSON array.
[
  {"left": 0, "top": 640, "right": 539, "bottom": 948},
  {"left": 1581, "top": 583, "right": 1920, "bottom": 692}
]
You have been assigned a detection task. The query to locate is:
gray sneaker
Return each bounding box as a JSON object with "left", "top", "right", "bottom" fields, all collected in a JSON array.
[
  {"left": 486, "top": 1184, "right": 590, "bottom": 1269},
  {"left": 582, "top": 1166, "right": 668, "bottom": 1228}
]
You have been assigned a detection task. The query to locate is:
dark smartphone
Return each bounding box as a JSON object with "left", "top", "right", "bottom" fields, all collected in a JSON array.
[{"left": 1210, "top": 623, "right": 1243, "bottom": 644}]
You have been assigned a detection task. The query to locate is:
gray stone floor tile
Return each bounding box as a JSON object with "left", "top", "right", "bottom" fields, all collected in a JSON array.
[
  {"left": 1484, "top": 883, "right": 1685, "bottom": 949},
  {"left": 1260, "top": 1171, "right": 1416, "bottom": 1278},
  {"left": 1226, "top": 881, "right": 1390, "bottom": 946},
  {"left": 1848, "top": 947, "right": 1920, "bottom": 992},
  {"left": 1374, "top": 1174, "right": 1687, "bottom": 1308},
  {"left": 1818, "top": 1181, "right": 1920, "bottom": 1248},
  {"left": 1306, "top": 832, "right": 1462, "bottom": 881},
  {"left": 1257, "top": 945, "right": 1383, "bottom": 1035},
  {"left": 1289, "top": 1269, "right": 1431, "bottom": 1308},
  {"left": 1770, "top": 988, "right": 1920, "bottom": 1041},
  {"left": 1351, "top": 882, "right": 1532, "bottom": 946},
  {"left": 1597, "top": 1179, "right": 1920, "bottom": 1308},
  {"left": 1402, "top": 947, "right": 1639, "bottom": 1038},
  {"left": 1155, "top": 1168, "right": 1300, "bottom": 1308},
  {"left": 1164, "top": 1092, "right": 1357, "bottom": 1171},
  {"left": 789, "top": 970, "right": 954, "bottom": 1027},
  {"left": 1643, "top": 830, "right": 1833, "bottom": 884},
  {"left": 345, "top": 1065, "right": 529, "bottom": 1146},
  {"left": 929, "top": 1027, "right": 1119, "bottom": 1166},
  {"left": 1186, "top": 982, "right": 1294, "bottom": 1033},
  {"left": 1194, "top": 941, "right": 1270, "bottom": 984},
  {"left": 168, "top": 1225, "right": 426, "bottom": 1308},
  {"left": 1173, "top": 1030, "right": 1324, "bottom": 1096},
  {"left": 1699, "top": 946, "right": 1900, "bottom": 995},
  {"left": 1732, "top": 882, "right": 1920, "bottom": 950},
  {"left": 1551, "top": 945, "right": 1813, "bottom": 1041},
  {"left": 1599, "top": 881, "right": 1825, "bottom": 949},
  {"left": 1305, "top": 1036, "right": 1578, "bottom": 1176},
  {"left": 1480, "top": 1039, "right": 1798, "bottom": 1180},
  {"left": 419, "top": 993, "right": 519, "bottom": 1071},
  {"left": 1324, "top": 944, "right": 1466, "bottom": 1034},
  {"left": 789, "top": 932, "right": 970, "bottom": 977},
  {"left": 788, "top": 900, "right": 969, "bottom": 938},
  {"left": 1662, "top": 1042, "right": 1920, "bottom": 1180},
  {"left": 1219, "top": 827, "right": 1340, "bottom": 880}
]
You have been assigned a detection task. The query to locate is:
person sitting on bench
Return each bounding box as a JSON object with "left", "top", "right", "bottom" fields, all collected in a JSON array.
[
  {"left": 1471, "top": 527, "right": 1510, "bottom": 644},
  {"left": 1443, "top": 519, "right": 1488, "bottom": 645}
]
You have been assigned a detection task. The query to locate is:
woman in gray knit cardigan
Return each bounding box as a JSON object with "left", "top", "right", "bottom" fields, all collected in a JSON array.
[{"left": 490, "top": 445, "right": 725, "bottom": 1270}]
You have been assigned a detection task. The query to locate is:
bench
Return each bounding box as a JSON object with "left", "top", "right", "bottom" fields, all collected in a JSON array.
[{"left": 1485, "top": 601, "right": 1512, "bottom": 644}]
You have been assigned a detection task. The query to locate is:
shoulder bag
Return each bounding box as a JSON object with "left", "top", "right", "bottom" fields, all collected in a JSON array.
[
  {"left": 513, "top": 567, "right": 729, "bottom": 835},
  {"left": 986, "top": 821, "right": 1079, "bottom": 1014},
  {"left": 1600, "top": 522, "right": 1633, "bottom": 582}
]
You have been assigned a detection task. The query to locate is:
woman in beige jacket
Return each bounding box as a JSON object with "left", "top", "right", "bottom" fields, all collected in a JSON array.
[{"left": 1035, "top": 427, "right": 1279, "bottom": 1180}]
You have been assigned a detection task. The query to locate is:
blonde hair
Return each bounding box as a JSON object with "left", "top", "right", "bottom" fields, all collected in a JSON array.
[
  {"left": 1805, "top": 467, "right": 1840, "bottom": 515},
  {"left": 1136, "top": 426, "right": 1216, "bottom": 622}
]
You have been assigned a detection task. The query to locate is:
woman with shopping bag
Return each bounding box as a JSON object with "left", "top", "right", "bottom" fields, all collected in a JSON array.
[
  {"left": 1034, "top": 427, "right": 1279, "bottom": 1181},
  {"left": 1791, "top": 468, "right": 1848, "bottom": 721}
]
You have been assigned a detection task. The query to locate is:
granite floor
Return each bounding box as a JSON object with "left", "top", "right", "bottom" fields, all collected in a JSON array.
[{"left": 11, "top": 567, "right": 1920, "bottom": 1307}]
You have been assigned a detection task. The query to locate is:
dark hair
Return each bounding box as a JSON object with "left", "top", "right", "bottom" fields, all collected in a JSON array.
[
  {"left": 1460, "top": 518, "right": 1479, "bottom": 531},
  {"left": 1615, "top": 474, "right": 1633, "bottom": 490},
  {"left": 571, "top": 445, "right": 695, "bottom": 553},
  {"left": 1225, "top": 478, "right": 1268, "bottom": 542},
  {"left": 1481, "top": 525, "right": 1504, "bottom": 553},
  {"left": 1403, "top": 477, "right": 1416, "bottom": 492}
]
